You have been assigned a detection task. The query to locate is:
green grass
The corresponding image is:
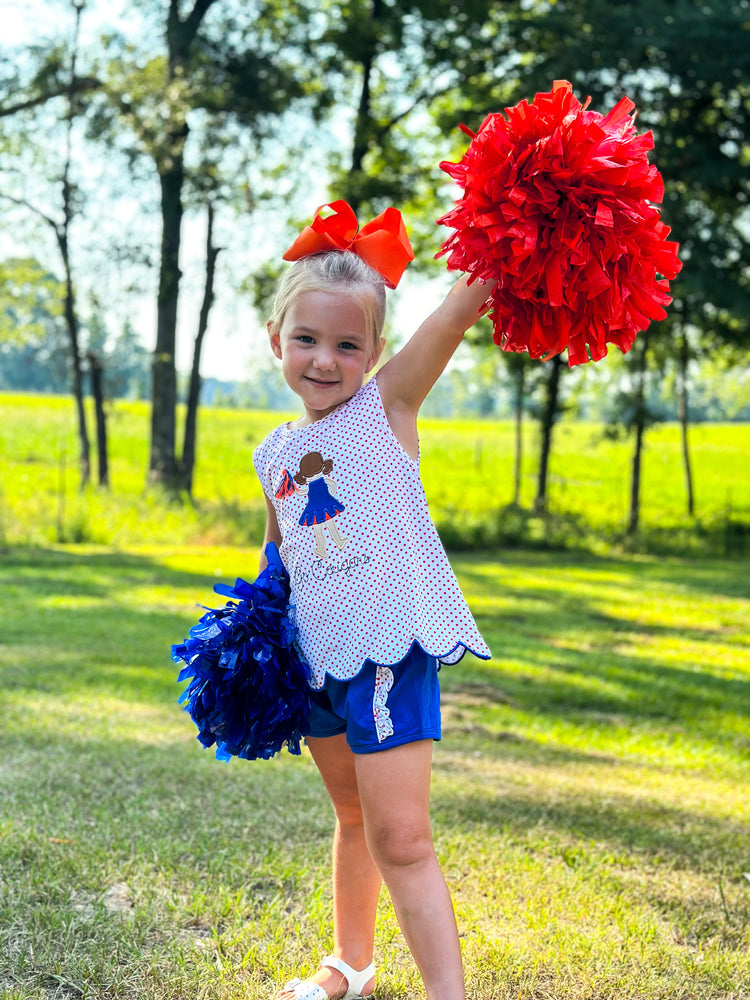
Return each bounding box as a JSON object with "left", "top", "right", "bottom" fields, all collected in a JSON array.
[
  {"left": 1, "top": 544, "right": 748, "bottom": 999},
  {"left": 1, "top": 393, "right": 748, "bottom": 554}
]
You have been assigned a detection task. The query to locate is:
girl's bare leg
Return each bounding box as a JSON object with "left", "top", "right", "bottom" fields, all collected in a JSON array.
[
  {"left": 276, "top": 737, "right": 463, "bottom": 1000},
  {"left": 355, "top": 740, "right": 465, "bottom": 1000},
  {"left": 276, "top": 734, "right": 379, "bottom": 1000}
]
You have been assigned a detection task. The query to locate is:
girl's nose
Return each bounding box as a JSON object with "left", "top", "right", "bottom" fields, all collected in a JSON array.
[{"left": 313, "top": 347, "right": 336, "bottom": 371}]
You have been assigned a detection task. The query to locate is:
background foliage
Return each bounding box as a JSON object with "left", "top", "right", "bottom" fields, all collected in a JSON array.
[{"left": 1, "top": 0, "right": 747, "bottom": 543}]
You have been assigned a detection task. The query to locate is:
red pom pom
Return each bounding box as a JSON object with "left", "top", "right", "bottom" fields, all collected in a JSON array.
[{"left": 436, "top": 81, "right": 682, "bottom": 366}]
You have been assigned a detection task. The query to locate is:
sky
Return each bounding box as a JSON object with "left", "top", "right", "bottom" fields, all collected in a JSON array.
[{"left": 1, "top": 1, "right": 457, "bottom": 384}]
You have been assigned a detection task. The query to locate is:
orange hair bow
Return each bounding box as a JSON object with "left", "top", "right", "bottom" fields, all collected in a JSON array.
[{"left": 282, "top": 200, "right": 414, "bottom": 289}]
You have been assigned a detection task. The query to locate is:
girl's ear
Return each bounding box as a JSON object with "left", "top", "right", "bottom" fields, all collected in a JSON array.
[
  {"left": 268, "top": 321, "right": 282, "bottom": 359},
  {"left": 365, "top": 335, "right": 386, "bottom": 374}
]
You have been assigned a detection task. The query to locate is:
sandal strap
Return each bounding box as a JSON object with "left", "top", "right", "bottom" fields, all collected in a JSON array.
[
  {"left": 278, "top": 978, "right": 328, "bottom": 1000},
  {"left": 319, "top": 955, "right": 375, "bottom": 999}
]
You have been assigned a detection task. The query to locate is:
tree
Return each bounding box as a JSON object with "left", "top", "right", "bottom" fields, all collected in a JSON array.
[
  {"left": 0, "top": 258, "right": 67, "bottom": 392},
  {"left": 86, "top": 350, "right": 109, "bottom": 488},
  {"left": 502, "top": 0, "right": 750, "bottom": 522},
  {"left": 0, "top": 0, "right": 93, "bottom": 487},
  {"left": 86, "top": 312, "right": 151, "bottom": 402},
  {"left": 180, "top": 201, "right": 221, "bottom": 495},
  {"left": 0, "top": 258, "right": 64, "bottom": 345},
  {"left": 421, "top": 1, "right": 748, "bottom": 525},
  {"left": 506, "top": 353, "right": 528, "bottom": 506},
  {"left": 626, "top": 332, "right": 649, "bottom": 535},
  {"left": 146, "top": 0, "right": 219, "bottom": 488},
  {"left": 245, "top": 2, "right": 524, "bottom": 377},
  {"left": 321, "top": 2, "right": 521, "bottom": 219},
  {"left": 533, "top": 354, "right": 564, "bottom": 514},
  {"left": 89, "top": 0, "right": 334, "bottom": 489}
]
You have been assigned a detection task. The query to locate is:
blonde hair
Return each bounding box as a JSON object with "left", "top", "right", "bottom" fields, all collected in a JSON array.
[{"left": 268, "top": 251, "right": 387, "bottom": 349}]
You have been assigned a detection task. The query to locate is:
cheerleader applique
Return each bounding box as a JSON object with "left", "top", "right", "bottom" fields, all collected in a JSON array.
[{"left": 294, "top": 451, "right": 349, "bottom": 559}]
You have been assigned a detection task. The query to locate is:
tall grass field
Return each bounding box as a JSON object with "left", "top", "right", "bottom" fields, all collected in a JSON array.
[{"left": 0, "top": 393, "right": 748, "bottom": 554}]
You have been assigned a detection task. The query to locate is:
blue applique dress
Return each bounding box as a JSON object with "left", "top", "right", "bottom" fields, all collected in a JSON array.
[{"left": 299, "top": 477, "right": 345, "bottom": 526}]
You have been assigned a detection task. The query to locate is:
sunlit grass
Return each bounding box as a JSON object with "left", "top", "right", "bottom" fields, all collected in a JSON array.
[{"left": 1, "top": 545, "right": 748, "bottom": 999}]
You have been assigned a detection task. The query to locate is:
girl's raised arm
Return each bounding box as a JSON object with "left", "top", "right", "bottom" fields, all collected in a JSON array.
[{"left": 377, "top": 274, "right": 493, "bottom": 448}]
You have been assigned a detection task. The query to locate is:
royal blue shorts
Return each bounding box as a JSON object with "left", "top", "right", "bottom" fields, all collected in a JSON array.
[{"left": 306, "top": 644, "right": 441, "bottom": 754}]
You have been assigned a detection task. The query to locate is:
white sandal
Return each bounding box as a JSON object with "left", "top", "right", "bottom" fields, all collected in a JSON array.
[{"left": 278, "top": 955, "right": 376, "bottom": 1000}]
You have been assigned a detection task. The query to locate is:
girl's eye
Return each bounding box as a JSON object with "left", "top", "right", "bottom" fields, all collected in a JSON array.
[
  {"left": 297, "top": 335, "right": 315, "bottom": 344},
  {"left": 339, "top": 341, "right": 359, "bottom": 351}
]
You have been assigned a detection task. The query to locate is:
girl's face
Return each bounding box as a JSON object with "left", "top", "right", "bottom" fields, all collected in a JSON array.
[{"left": 270, "top": 289, "right": 384, "bottom": 424}]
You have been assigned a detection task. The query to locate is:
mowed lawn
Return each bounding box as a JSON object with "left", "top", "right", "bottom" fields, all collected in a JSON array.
[{"left": 0, "top": 544, "right": 748, "bottom": 999}]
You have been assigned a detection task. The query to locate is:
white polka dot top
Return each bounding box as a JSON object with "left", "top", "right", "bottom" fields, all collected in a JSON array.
[{"left": 253, "top": 374, "right": 491, "bottom": 689}]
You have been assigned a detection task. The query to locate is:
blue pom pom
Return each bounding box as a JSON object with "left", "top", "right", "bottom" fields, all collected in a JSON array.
[{"left": 172, "top": 543, "right": 312, "bottom": 761}]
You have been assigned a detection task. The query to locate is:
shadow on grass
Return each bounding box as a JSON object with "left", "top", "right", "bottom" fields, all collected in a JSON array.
[
  {"left": 5, "top": 718, "right": 745, "bottom": 883},
  {"left": 456, "top": 632, "right": 750, "bottom": 731},
  {"left": 2, "top": 545, "right": 749, "bottom": 882},
  {"left": 0, "top": 546, "right": 244, "bottom": 705},
  {"left": 5, "top": 711, "right": 747, "bottom": 911},
  {"left": 0, "top": 729, "right": 332, "bottom": 893},
  {"left": 1, "top": 545, "right": 218, "bottom": 594},
  {"left": 4, "top": 543, "right": 748, "bottom": 739},
  {"left": 454, "top": 548, "right": 750, "bottom": 602},
  {"left": 447, "top": 553, "right": 749, "bottom": 749},
  {"left": 432, "top": 762, "right": 749, "bottom": 872}
]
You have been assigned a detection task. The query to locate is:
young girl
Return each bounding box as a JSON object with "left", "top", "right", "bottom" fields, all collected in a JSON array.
[{"left": 253, "top": 201, "right": 492, "bottom": 1000}]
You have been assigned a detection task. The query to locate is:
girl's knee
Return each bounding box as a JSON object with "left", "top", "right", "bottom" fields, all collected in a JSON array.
[
  {"left": 366, "top": 820, "right": 434, "bottom": 871},
  {"left": 332, "top": 790, "right": 366, "bottom": 831}
]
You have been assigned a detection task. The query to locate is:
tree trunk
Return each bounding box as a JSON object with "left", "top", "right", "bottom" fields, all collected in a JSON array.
[
  {"left": 149, "top": 165, "right": 183, "bottom": 487},
  {"left": 61, "top": 0, "right": 90, "bottom": 490},
  {"left": 534, "top": 353, "right": 562, "bottom": 514},
  {"left": 148, "top": 0, "right": 219, "bottom": 489},
  {"left": 180, "top": 202, "right": 220, "bottom": 495},
  {"left": 346, "top": 0, "right": 384, "bottom": 213},
  {"left": 512, "top": 362, "right": 524, "bottom": 506},
  {"left": 88, "top": 351, "right": 109, "bottom": 488},
  {"left": 677, "top": 329, "right": 695, "bottom": 517},
  {"left": 59, "top": 230, "right": 91, "bottom": 489},
  {"left": 628, "top": 418, "right": 645, "bottom": 536},
  {"left": 627, "top": 332, "right": 650, "bottom": 536}
]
